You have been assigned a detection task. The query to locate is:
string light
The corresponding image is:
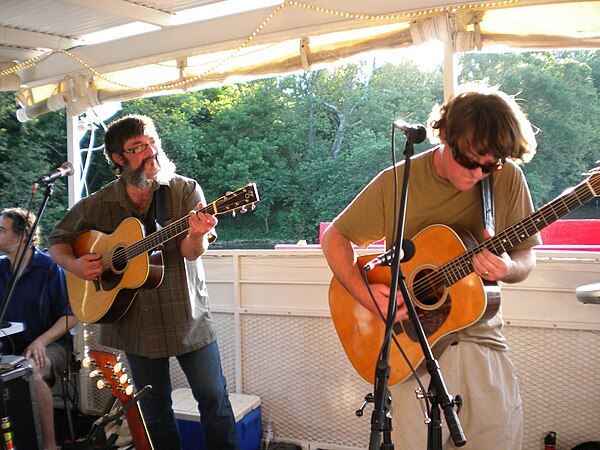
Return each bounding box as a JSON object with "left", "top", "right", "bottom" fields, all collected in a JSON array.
[{"left": 0, "top": 0, "right": 519, "bottom": 93}]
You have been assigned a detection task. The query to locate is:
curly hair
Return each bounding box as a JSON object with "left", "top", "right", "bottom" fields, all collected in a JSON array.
[{"left": 428, "top": 83, "right": 537, "bottom": 163}]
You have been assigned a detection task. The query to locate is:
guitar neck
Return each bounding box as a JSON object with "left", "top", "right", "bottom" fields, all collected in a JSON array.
[
  {"left": 127, "top": 214, "right": 192, "bottom": 260},
  {"left": 443, "top": 174, "right": 599, "bottom": 285},
  {"left": 124, "top": 183, "right": 259, "bottom": 261}
]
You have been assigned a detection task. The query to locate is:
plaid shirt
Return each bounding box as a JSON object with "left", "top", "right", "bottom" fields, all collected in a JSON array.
[{"left": 48, "top": 175, "right": 216, "bottom": 358}]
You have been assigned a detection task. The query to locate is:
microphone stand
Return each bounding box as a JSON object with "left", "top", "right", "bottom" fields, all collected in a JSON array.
[
  {"left": 87, "top": 385, "right": 152, "bottom": 450},
  {"left": 368, "top": 131, "right": 466, "bottom": 449}
]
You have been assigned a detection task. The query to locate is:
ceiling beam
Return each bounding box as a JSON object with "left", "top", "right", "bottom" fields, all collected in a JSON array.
[
  {"left": 0, "top": 26, "right": 82, "bottom": 50},
  {"left": 61, "top": 0, "right": 174, "bottom": 27},
  {"left": 0, "top": 46, "right": 44, "bottom": 63},
  {"left": 15, "top": 2, "right": 404, "bottom": 87},
  {"left": 15, "top": 0, "right": 600, "bottom": 88}
]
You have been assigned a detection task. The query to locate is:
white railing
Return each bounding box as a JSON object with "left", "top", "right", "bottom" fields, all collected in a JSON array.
[{"left": 80, "top": 248, "right": 600, "bottom": 450}]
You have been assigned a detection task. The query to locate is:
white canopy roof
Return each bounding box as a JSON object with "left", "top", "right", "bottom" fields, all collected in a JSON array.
[{"left": 2, "top": 0, "right": 600, "bottom": 120}]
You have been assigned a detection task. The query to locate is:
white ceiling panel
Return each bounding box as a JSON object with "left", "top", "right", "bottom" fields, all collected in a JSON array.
[{"left": 1, "top": 0, "right": 600, "bottom": 119}]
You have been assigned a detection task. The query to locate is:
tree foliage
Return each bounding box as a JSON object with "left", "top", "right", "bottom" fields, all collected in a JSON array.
[{"left": 0, "top": 51, "right": 598, "bottom": 247}]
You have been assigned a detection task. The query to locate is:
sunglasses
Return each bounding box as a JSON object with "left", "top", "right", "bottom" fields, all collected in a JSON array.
[{"left": 450, "top": 144, "right": 504, "bottom": 174}]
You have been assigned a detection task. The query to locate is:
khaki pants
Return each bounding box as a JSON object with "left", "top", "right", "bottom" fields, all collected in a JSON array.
[{"left": 390, "top": 342, "right": 523, "bottom": 450}]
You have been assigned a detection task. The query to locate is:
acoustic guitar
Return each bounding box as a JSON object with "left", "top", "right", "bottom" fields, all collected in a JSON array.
[
  {"left": 329, "top": 168, "right": 600, "bottom": 385},
  {"left": 85, "top": 350, "right": 154, "bottom": 450},
  {"left": 67, "top": 183, "right": 259, "bottom": 323}
]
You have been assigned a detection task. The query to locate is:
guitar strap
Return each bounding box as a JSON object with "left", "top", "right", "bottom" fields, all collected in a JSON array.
[
  {"left": 155, "top": 185, "right": 167, "bottom": 229},
  {"left": 149, "top": 185, "right": 167, "bottom": 253},
  {"left": 480, "top": 175, "right": 495, "bottom": 234}
]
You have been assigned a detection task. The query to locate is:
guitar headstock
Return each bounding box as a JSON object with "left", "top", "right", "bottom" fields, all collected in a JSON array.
[
  {"left": 203, "top": 183, "right": 260, "bottom": 217},
  {"left": 83, "top": 350, "right": 135, "bottom": 403}
]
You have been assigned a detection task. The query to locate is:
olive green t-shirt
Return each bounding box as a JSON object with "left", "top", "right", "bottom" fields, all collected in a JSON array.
[{"left": 333, "top": 148, "right": 541, "bottom": 349}]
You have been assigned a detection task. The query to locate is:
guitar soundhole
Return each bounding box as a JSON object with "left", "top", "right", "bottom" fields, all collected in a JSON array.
[
  {"left": 401, "top": 266, "right": 451, "bottom": 343},
  {"left": 412, "top": 268, "right": 445, "bottom": 307},
  {"left": 98, "top": 247, "right": 126, "bottom": 292},
  {"left": 112, "top": 246, "right": 128, "bottom": 272}
]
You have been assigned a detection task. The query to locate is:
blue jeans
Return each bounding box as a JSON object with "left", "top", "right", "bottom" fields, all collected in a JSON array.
[{"left": 126, "top": 341, "right": 239, "bottom": 450}]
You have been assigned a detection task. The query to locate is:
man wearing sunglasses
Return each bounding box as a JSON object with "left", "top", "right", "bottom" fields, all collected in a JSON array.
[{"left": 322, "top": 84, "right": 540, "bottom": 449}]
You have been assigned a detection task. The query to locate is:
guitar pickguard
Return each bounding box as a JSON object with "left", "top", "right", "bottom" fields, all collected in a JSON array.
[
  {"left": 401, "top": 296, "right": 452, "bottom": 343},
  {"left": 405, "top": 265, "right": 452, "bottom": 342}
]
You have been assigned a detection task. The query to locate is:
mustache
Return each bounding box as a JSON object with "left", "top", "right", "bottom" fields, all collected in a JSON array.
[{"left": 143, "top": 153, "right": 157, "bottom": 163}]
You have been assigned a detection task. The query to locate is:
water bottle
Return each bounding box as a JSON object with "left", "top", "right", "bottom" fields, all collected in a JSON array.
[
  {"left": 260, "top": 418, "right": 275, "bottom": 449},
  {"left": 544, "top": 431, "right": 556, "bottom": 450}
]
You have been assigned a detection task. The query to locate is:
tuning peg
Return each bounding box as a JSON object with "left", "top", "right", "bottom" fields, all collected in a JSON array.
[
  {"left": 113, "top": 362, "right": 122, "bottom": 373},
  {"left": 89, "top": 369, "right": 102, "bottom": 378},
  {"left": 82, "top": 357, "right": 93, "bottom": 369},
  {"left": 239, "top": 206, "right": 247, "bottom": 214},
  {"left": 121, "top": 384, "right": 134, "bottom": 396},
  {"left": 251, "top": 204, "right": 256, "bottom": 211},
  {"left": 231, "top": 210, "right": 236, "bottom": 218},
  {"left": 96, "top": 379, "right": 106, "bottom": 390}
]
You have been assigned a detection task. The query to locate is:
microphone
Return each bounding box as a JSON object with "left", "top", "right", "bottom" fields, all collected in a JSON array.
[
  {"left": 393, "top": 119, "right": 427, "bottom": 144},
  {"left": 364, "top": 239, "right": 416, "bottom": 272},
  {"left": 37, "top": 162, "right": 74, "bottom": 184}
]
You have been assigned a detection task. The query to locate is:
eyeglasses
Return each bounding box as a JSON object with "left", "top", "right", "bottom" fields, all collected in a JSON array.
[
  {"left": 122, "top": 139, "right": 155, "bottom": 154},
  {"left": 450, "top": 144, "right": 504, "bottom": 174}
]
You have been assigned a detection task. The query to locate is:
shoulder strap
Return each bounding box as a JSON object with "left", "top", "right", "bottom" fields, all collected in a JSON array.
[
  {"left": 155, "top": 185, "right": 166, "bottom": 229},
  {"left": 480, "top": 175, "right": 495, "bottom": 234}
]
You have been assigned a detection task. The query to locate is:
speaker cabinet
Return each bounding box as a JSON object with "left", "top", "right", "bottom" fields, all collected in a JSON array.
[{"left": 1, "top": 363, "right": 42, "bottom": 450}]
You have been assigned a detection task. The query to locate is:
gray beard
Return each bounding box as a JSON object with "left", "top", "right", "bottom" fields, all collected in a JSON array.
[
  {"left": 120, "top": 152, "right": 176, "bottom": 189},
  {"left": 121, "top": 160, "right": 160, "bottom": 190}
]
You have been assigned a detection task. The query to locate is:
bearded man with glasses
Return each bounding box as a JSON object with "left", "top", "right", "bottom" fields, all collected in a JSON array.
[
  {"left": 322, "top": 83, "right": 540, "bottom": 450},
  {"left": 48, "top": 114, "right": 239, "bottom": 450}
]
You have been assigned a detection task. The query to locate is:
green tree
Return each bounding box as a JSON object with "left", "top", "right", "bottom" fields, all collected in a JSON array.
[
  {"left": 459, "top": 52, "right": 600, "bottom": 210},
  {"left": 0, "top": 92, "right": 69, "bottom": 245}
]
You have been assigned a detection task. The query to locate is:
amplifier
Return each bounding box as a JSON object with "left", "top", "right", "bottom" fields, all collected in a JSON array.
[{"left": 1, "top": 363, "right": 43, "bottom": 450}]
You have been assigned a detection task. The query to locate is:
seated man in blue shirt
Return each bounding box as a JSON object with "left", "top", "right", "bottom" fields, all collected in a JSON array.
[{"left": 0, "top": 207, "right": 77, "bottom": 450}]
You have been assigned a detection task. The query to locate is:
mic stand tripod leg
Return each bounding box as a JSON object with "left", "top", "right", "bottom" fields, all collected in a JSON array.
[
  {"left": 364, "top": 379, "right": 395, "bottom": 450},
  {"left": 427, "top": 380, "right": 442, "bottom": 450},
  {"left": 381, "top": 406, "right": 394, "bottom": 450},
  {"left": 60, "top": 369, "right": 76, "bottom": 443}
]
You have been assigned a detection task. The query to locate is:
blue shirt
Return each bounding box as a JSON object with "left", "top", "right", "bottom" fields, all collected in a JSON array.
[{"left": 0, "top": 248, "right": 72, "bottom": 354}]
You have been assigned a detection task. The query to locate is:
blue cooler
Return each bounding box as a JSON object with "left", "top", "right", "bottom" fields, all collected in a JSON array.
[{"left": 172, "top": 388, "right": 262, "bottom": 450}]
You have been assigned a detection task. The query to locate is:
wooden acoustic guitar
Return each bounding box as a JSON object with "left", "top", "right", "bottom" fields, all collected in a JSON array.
[
  {"left": 329, "top": 167, "right": 600, "bottom": 385},
  {"left": 85, "top": 350, "right": 154, "bottom": 450},
  {"left": 67, "top": 183, "right": 259, "bottom": 323}
]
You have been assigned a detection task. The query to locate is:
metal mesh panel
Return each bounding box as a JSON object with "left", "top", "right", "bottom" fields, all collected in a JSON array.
[
  {"left": 505, "top": 326, "right": 600, "bottom": 450},
  {"left": 80, "top": 312, "right": 237, "bottom": 414},
  {"left": 168, "top": 312, "right": 237, "bottom": 392},
  {"left": 240, "top": 314, "right": 373, "bottom": 449},
  {"left": 80, "top": 316, "right": 600, "bottom": 449}
]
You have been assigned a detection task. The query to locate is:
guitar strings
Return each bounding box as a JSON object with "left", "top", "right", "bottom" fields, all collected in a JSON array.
[
  {"left": 96, "top": 187, "right": 258, "bottom": 271},
  {"left": 409, "top": 177, "right": 595, "bottom": 300}
]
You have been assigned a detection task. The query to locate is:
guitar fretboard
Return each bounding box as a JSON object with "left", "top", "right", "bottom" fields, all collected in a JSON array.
[
  {"left": 441, "top": 173, "right": 599, "bottom": 285},
  {"left": 102, "top": 183, "right": 258, "bottom": 270}
]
